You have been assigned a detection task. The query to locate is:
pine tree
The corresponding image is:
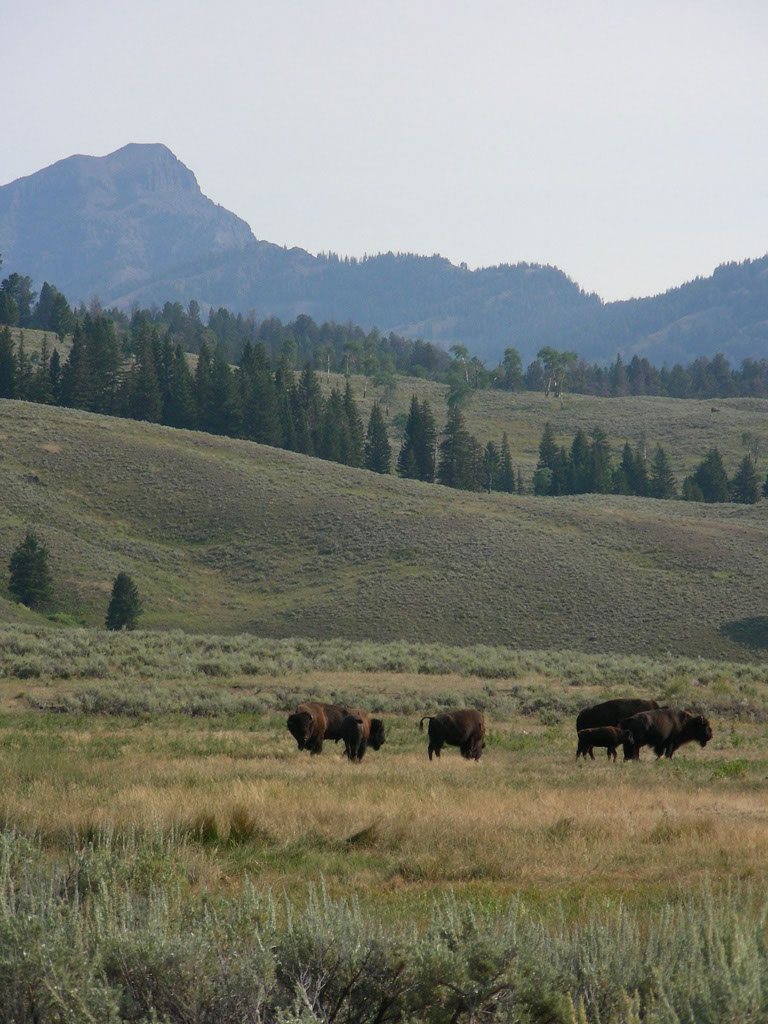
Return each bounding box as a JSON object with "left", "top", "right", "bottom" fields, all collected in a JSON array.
[
  {"left": 9, "top": 531, "right": 53, "bottom": 609},
  {"left": 164, "top": 345, "right": 197, "bottom": 429},
  {"left": 61, "top": 322, "right": 94, "bottom": 410},
  {"left": 274, "top": 356, "right": 296, "bottom": 450},
  {"left": 484, "top": 441, "right": 500, "bottom": 492},
  {"left": 692, "top": 448, "right": 730, "bottom": 502},
  {"left": 537, "top": 422, "right": 559, "bottom": 472},
  {"left": 194, "top": 343, "right": 213, "bottom": 431},
  {"left": 105, "top": 572, "right": 142, "bottom": 630},
  {"left": 0, "top": 325, "right": 15, "bottom": 398},
  {"left": 49, "top": 348, "right": 62, "bottom": 405},
  {"left": 649, "top": 446, "right": 678, "bottom": 499},
  {"left": 296, "top": 362, "right": 323, "bottom": 455},
  {"left": 589, "top": 427, "right": 613, "bottom": 493},
  {"left": 319, "top": 388, "right": 348, "bottom": 463},
  {"left": 516, "top": 469, "right": 525, "bottom": 495},
  {"left": 127, "top": 342, "right": 163, "bottom": 422},
  {"left": 731, "top": 454, "right": 760, "bottom": 504},
  {"left": 498, "top": 433, "right": 515, "bottom": 493},
  {"left": 364, "top": 402, "right": 392, "bottom": 473},
  {"left": 682, "top": 476, "right": 704, "bottom": 501},
  {"left": 239, "top": 342, "right": 280, "bottom": 445},
  {"left": 208, "top": 345, "right": 241, "bottom": 436},
  {"left": 437, "top": 405, "right": 474, "bottom": 489},
  {"left": 398, "top": 396, "right": 420, "bottom": 479},
  {"left": 567, "top": 429, "right": 591, "bottom": 493},
  {"left": 342, "top": 380, "right": 365, "bottom": 467},
  {"left": 15, "top": 334, "right": 33, "bottom": 399},
  {"left": 30, "top": 336, "right": 53, "bottom": 404}
]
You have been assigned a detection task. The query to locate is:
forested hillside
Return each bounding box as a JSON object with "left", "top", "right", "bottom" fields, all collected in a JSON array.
[{"left": 3, "top": 143, "right": 768, "bottom": 366}]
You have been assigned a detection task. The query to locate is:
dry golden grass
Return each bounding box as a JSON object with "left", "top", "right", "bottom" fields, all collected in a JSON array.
[{"left": 2, "top": 671, "right": 766, "bottom": 908}]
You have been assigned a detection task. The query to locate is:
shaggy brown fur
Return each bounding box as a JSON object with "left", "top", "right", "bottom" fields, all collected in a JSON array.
[
  {"left": 341, "top": 711, "right": 386, "bottom": 761},
  {"left": 621, "top": 708, "right": 712, "bottom": 759},
  {"left": 576, "top": 698, "right": 660, "bottom": 760},
  {"left": 419, "top": 709, "right": 485, "bottom": 761},
  {"left": 576, "top": 726, "right": 633, "bottom": 762}
]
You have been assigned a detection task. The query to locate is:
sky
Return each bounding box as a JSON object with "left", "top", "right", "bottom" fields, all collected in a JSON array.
[{"left": 3, "top": 0, "right": 768, "bottom": 301}]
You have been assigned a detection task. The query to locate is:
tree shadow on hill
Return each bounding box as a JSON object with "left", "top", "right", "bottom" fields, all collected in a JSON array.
[{"left": 719, "top": 617, "right": 768, "bottom": 650}]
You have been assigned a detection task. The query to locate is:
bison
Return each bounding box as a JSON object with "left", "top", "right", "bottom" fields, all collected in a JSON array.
[
  {"left": 576, "top": 726, "right": 633, "bottom": 762},
  {"left": 419, "top": 709, "right": 485, "bottom": 761},
  {"left": 341, "top": 712, "right": 386, "bottom": 761},
  {"left": 286, "top": 701, "right": 348, "bottom": 755},
  {"left": 576, "top": 698, "right": 660, "bottom": 761},
  {"left": 620, "top": 708, "right": 712, "bottom": 759}
]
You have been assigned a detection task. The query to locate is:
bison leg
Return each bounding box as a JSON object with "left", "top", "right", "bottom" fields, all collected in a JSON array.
[
  {"left": 357, "top": 740, "right": 368, "bottom": 761},
  {"left": 622, "top": 741, "right": 637, "bottom": 761},
  {"left": 588, "top": 747, "right": 595, "bottom": 760},
  {"left": 310, "top": 737, "right": 323, "bottom": 755}
]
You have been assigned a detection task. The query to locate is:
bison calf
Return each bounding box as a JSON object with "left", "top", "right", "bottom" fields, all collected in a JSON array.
[
  {"left": 341, "top": 712, "right": 385, "bottom": 761},
  {"left": 576, "top": 726, "right": 633, "bottom": 762},
  {"left": 419, "top": 709, "right": 485, "bottom": 761}
]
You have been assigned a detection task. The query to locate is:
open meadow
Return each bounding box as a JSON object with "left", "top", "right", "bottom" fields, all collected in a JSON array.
[{"left": 1, "top": 628, "right": 768, "bottom": 1019}]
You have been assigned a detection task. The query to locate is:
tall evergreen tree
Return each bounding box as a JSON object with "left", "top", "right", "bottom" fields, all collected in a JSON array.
[
  {"left": 8, "top": 531, "right": 52, "bottom": 609},
  {"left": 207, "top": 344, "right": 240, "bottom": 436},
  {"left": 589, "top": 427, "right": 613, "bottom": 493},
  {"left": 319, "top": 388, "right": 348, "bottom": 462},
  {"left": 537, "top": 421, "right": 559, "bottom": 472},
  {"left": 48, "top": 348, "right": 62, "bottom": 405},
  {"left": 397, "top": 396, "right": 423, "bottom": 479},
  {"left": 731, "top": 454, "right": 760, "bottom": 504},
  {"left": 164, "top": 345, "right": 197, "bottom": 429},
  {"left": 682, "top": 476, "right": 704, "bottom": 502},
  {"left": 342, "top": 380, "right": 365, "bottom": 467},
  {"left": 296, "top": 362, "right": 323, "bottom": 455},
  {"left": 692, "top": 448, "right": 730, "bottom": 502},
  {"left": 239, "top": 342, "right": 280, "bottom": 445},
  {"left": 127, "top": 342, "right": 163, "bottom": 422},
  {"left": 567, "top": 429, "right": 591, "bottom": 493},
  {"left": 0, "top": 326, "right": 15, "bottom": 398},
  {"left": 274, "top": 356, "right": 296, "bottom": 450},
  {"left": 484, "top": 441, "right": 500, "bottom": 492},
  {"left": 61, "top": 322, "right": 94, "bottom": 409},
  {"left": 364, "top": 402, "right": 392, "bottom": 474},
  {"left": 498, "top": 433, "right": 515, "bottom": 493},
  {"left": 30, "top": 336, "right": 53, "bottom": 405},
  {"left": 14, "top": 334, "right": 32, "bottom": 400},
  {"left": 649, "top": 446, "right": 678, "bottom": 499},
  {"left": 437, "top": 405, "right": 474, "bottom": 489},
  {"left": 194, "top": 343, "right": 214, "bottom": 431},
  {"left": 105, "top": 572, "right": 143, "bottom": 630}
]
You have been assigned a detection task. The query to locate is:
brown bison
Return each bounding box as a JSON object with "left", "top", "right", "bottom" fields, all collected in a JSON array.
[
  {"left": 341, "top": 711, "right": 386, "bottom": 761},
  {"left": 576, "top": 698, "right": 660, "bottom": 761},
  {"left": 419, "top": 709, "right": 485, "bottom": 761},
  {"left": 286, "top": 701, "right": 348, "bottom": 755},
  {"left": 576, "top": 726, "right": 633, "bottom": 762},
  {"left": 620, "top": 708, "right": 712, "bottom": 759}
]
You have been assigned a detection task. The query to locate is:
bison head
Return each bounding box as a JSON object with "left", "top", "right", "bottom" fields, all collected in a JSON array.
[
  {"left": 286, "top": 710, "right": 314, "bottom": 749},
  {"left": 369, "top": 718, "right": 385, "bottom": 750},
  {"left": 692, "top": 715, "right": 712, "bottom": 747}
]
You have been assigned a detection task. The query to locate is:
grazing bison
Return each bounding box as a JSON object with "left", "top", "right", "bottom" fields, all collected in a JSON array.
[
  {"left": 620, "top": 708, "right": 712, "bottom": 759},
  {"left": 576, "top": 726, "right": 633, "bottom": 762},
  {"left": 286, "top": 701, "right": 348, "bottom": 755},
  {"left": 576, "top": 698, "right": 660, "bottom": 761},
  {"left": 419, "top": 709, "right": 485, "bottom": 761},
  {"left": 341, "top": 712, "right": 386, "bottom": 761}
]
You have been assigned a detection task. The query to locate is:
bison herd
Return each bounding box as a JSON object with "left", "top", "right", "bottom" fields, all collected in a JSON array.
[{"left": 286, "top": 697, "right": 712, "bottom": 763}]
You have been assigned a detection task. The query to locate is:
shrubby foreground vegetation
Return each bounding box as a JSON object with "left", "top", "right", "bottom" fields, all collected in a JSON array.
[{"left": 1, "top": 630, "right": 768, "bottom": 1020}]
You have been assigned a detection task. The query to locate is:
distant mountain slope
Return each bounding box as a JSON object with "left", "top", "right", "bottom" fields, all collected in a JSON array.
[
  {"left": 0, "top": 143, "right": 261, "bottom": 302},
  {"left": 1, "top": 144, "right": 768, "bottom": 366},
  {"left": 0, "top": 399, "right": 766, "bottom": 660}
]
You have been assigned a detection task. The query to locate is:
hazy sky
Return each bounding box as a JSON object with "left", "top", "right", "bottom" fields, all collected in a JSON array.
[{"left": 3, "top": 0, "right": 768, "bottom": 300}]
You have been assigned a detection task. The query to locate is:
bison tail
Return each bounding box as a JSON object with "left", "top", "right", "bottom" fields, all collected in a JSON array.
[{"left": 419, "top": 716, "right": 432, "bottom": 732}]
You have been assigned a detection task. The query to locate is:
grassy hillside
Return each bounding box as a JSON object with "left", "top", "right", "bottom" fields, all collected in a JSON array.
[
  {"left": 1, "top": 398, "right": 766, "bottom": 658},
  {"left": 325, "top": 372, "right": 768, "bottom": 481}
]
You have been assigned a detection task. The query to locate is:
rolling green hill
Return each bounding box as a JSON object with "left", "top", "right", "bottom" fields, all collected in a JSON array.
[{"left": 1, "top": 398, "right": 766, "bottom": 659}]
